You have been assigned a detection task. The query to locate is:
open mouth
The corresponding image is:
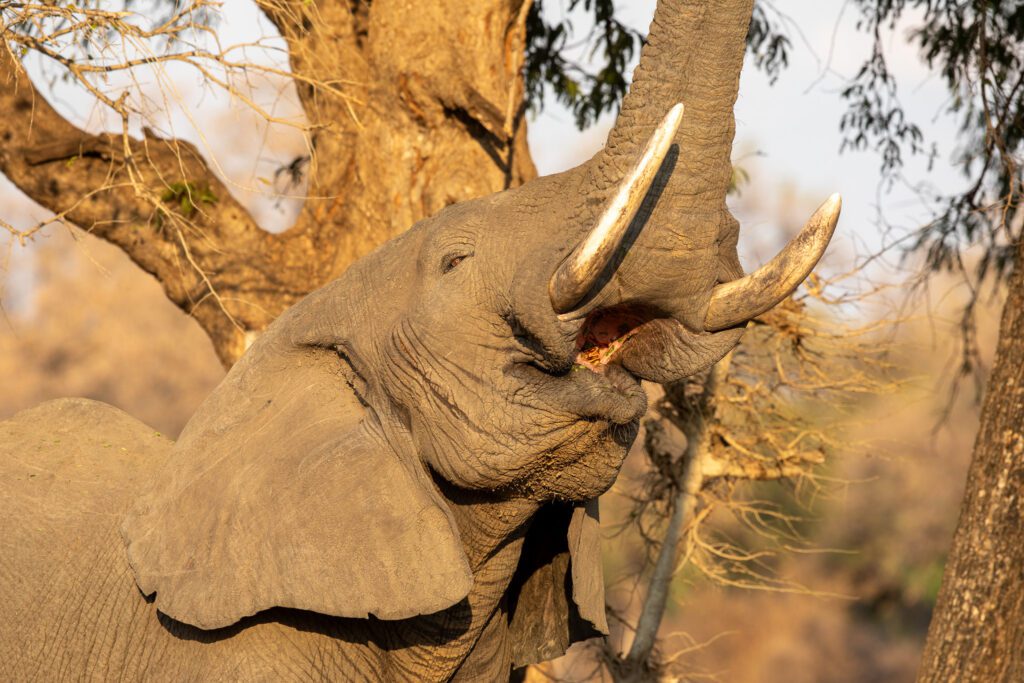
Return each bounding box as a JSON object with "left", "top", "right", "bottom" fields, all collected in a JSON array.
[
  {"left": 512, "top": 301, "right": 733, "bottom": 421},
  {"left": 574, "top": 305, "right": 658, "bottom": 371}
]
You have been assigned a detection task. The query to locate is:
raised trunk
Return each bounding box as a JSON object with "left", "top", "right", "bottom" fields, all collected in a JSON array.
[
  {"left": 582, "top": 0, "right": 755, "bottom": 330},
  {"left": 598, "top": 0, "right": 753, "bottom": 209},
  {"left": 0, "top": 0, "right": 536, "bottom": 366},
  {"left": 916, "top": 246, "right": 1024, "bottom": 682}
]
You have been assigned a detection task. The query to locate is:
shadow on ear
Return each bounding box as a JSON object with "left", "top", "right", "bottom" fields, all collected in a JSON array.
[
  {"left": 122, "top": 324, "right": 472, "bottom": 631},
  {"left": 507, "top": 498, "right": 609, "bottom": 667}
]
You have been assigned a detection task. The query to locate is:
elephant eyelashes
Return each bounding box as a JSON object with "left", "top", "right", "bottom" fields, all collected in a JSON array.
[{"left": 442, "top": 253, "right": 471, "bottom": 274}]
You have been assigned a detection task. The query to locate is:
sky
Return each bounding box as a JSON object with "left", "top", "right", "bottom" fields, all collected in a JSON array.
[{"left": 2, "top": 0, "right": 968, "bottom": 308}]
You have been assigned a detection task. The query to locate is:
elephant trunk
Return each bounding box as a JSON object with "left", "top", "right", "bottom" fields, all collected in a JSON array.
[
  {"left": 592, "top": 0, "right": 754, "bottom": 212},
  {"left": 553, "top": 0, "right": 841, "bottom": 384},
  {"left": 567, "top": 0, "right": 757, "bottom": 333}
]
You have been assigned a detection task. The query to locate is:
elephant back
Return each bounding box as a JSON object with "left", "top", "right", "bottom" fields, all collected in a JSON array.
[{"left": 0, "top": 399, "right": 172, "bottom": 677}]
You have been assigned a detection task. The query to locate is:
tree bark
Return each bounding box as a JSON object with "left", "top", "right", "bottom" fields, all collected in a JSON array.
[
  {"left": 0, "top": 0, "right": 536, "bottom": 366},
  {"left": 916, "top": 247, "right": 1024, "bottom": 682}
]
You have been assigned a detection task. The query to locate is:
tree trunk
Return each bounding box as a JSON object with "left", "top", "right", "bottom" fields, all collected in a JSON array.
[
  {"left": 916, "top": 246, "right": 1024, "bottom": 682},
  {"left": 0, "top": 0, "right": 536, "bottom": 366}
]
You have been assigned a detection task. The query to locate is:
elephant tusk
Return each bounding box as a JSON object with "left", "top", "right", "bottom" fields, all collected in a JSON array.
[
  {"left": 549, "top": 103, "right": 685, "bottom": 314},
  {"left": 703, "top": 193, "right": 842, "bottom": 331}
]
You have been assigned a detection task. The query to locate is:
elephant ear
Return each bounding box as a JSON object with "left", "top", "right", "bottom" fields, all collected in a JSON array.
[
  {"left": 122, "top": 324, "right": 472, "bottom": 631},
  {"left": 507, "top": 499, "right": 608, "bottom": 667}
]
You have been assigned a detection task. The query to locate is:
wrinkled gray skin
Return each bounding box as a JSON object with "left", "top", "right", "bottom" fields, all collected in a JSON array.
[{"left": 1, "top": 1, "right": 772, "bottom": 681}]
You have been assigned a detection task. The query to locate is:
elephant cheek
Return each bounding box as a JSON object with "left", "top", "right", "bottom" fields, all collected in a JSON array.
[{"left": 418, "top": 418, "right": 531, "bottom": 491}]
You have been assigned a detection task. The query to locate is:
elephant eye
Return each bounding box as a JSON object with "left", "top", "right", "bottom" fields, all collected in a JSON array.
[{"left": 442, "top": 252, "right": 471, "bottom": 274}]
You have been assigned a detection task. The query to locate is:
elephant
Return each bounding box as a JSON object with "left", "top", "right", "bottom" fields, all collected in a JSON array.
[{"left": 0, "top": 0, "right": 841, "bottom": 680}]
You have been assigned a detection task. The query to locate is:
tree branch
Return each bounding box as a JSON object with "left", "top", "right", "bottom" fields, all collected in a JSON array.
[
  {"left": 614, "top": 357, "right": 731, "bottom": 681},
  {"left": 253, "top": 0, "right": 367, "bottom": 196},
  {"left": 1, "top": 0, "right": 538, "bottom": 366},
  {"left": 0, "top": 45, "right": 300, "bottom": 365}
]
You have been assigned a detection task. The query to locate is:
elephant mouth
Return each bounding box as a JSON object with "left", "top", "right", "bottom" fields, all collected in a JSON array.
[
  {"left": 574, "top": 304, "right": 725, "bottom": 385},
  {"left": 574, "top": 305, "right": 655, "bottom": 370},
  {"left": 508, "top": 308, "right": 648, "bottom": 425},
  {"left": 574, "top": 304, "right": 671, "bottom": 378}
]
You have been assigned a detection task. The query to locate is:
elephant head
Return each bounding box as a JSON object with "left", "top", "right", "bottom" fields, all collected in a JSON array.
[{"left": 122, "top": 0, "right": 840, "bottom": 668}]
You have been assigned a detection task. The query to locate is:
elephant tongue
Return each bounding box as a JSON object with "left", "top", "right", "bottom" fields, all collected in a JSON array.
[{"left": 574, "top": 306, "right": 652, "bottom": 371}]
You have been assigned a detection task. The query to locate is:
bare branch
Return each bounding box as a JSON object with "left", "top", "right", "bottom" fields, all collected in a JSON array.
[
  {"left": 608, "top": 356, "right": 732, "bottom": 682},
  {"left": 0, "top": 45, "right": 304, "bottom": 364}
]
